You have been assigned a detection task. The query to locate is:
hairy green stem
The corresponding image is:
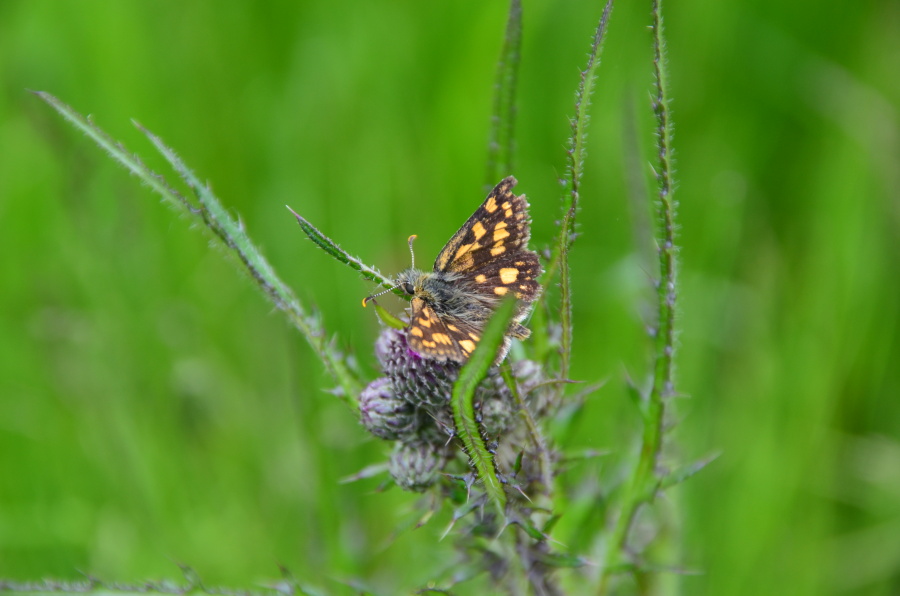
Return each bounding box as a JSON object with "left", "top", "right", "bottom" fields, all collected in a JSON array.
[
  {"left": 34, "top": 91, "right": 364, "bottom": 406},
  {"left": 485, "top": 0, "right": 523, "bottom": 187},
  {"left": 556, "top": 0, "right": 614, "bottom": 392},
  {"left": 598, "top": 0, "right": 677, "bottom": 591}
]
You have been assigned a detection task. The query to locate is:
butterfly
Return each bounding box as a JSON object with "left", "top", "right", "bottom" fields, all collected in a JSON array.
[{"left": 366, "top": 176, "right": 542, "bottom": 363}]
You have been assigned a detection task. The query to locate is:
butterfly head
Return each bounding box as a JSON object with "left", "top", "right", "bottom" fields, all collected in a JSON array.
[
  {"left": 395, "top": 268, "right": 427, "bottom": 298},
  {"left": 363, "top": 235, "right": 424, "bottom": 307}
]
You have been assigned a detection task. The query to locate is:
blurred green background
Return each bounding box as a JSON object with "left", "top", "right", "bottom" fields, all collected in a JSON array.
[{"left": 1, "top": 0, "right": 898, "bottom": 594}]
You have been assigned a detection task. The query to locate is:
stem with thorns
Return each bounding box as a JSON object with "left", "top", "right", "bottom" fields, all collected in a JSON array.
[
  {"left": 485, "top": 0, "right": 523, "bottom": 187},
  {"left": 33, "top": 91, "right": 364, "bottom": 406},
  {"left": 555, "top": 0, "right": 614, "bottom": 393},
  {"left": 598, "top": 0, "right": 676, "bottom": 591}
]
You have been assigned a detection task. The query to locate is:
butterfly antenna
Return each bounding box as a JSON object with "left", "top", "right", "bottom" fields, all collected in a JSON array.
[
  {"left": 362, "top": 284, "right": 399, "bottom": 307},
  {"left": 407, "top": 234, "right": 417, "bottom": 269},
  {"left": 362, "top": 234, "right": 418, "bottom": 307}
]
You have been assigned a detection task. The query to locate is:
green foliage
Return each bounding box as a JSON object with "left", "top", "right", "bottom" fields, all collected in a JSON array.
[
  {"left": 450, "top": 298, "right": 518, "bottom": 512},
  {"left": 1, "top": 0, "right": 898, "bottom": 595},
  {"left": 485, "top": 0, "right": 523, "bottom": 186}
]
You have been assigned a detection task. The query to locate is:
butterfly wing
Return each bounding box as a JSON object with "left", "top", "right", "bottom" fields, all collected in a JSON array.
[
  {"left": 407, "top": 297, "right": 480, "bottom": 362},
  {"left": 435, "top": 177, "right": 528, "bottom": 272},
  {"left": 407, "top": 177, "right": 542, "bottom": 363},
  {"left": 433, "top": 176, "right": 542, "bottom": 303}
]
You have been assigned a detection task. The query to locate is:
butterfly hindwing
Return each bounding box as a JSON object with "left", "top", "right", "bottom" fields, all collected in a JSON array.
[{"left": 407, "top": 298, "right": 480, "bottom": 361}]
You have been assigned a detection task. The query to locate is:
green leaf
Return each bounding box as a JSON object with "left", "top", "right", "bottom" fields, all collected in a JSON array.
[
  {"left": 285, "top": 206, "right": 403, "bottom": 298},
  {"left": 520, "top": 521, "right": 546, "bottom": 541},
  {"left": 450, "top": 297, "right": 518, "bottom": 513},
  {"left": 537, "top": 551, "right": 588, "bottom": 569},
  {"left": 369, "top": 300, "right": 406, "bottom": 330},
  {"left": 33, "top": 91, "right": 364, "bottom": 406},
  {"left": 658, "top": 452, "right": 721, "bottom": 492}
]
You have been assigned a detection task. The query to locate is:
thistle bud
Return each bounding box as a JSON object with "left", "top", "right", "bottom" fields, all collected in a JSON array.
[
  {"left": 478, "top": 395, "right": 516, "bottom": 437},
  {"left": 389, "top": 441, "right": 443, "bottom": 492},
  {"left": 359, "top": 377, "right": 418, "bottom": 440},
  {"left": 375, "top": 327, "right": 459, "bottom": 408}
]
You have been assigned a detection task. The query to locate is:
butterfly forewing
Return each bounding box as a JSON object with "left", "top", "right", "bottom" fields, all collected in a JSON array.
[
  {"left": 463, "top": 251, "right": 542, "bottom": 301},
  {"left": 434, "top": 177, "right": 533, "bottom": 276}
]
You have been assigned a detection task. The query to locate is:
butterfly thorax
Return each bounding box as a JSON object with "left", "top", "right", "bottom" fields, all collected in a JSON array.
[
  {"left": 396, "top": 268, "right": 496, "bottom": 322},
  {"left": 397, "top": 268, "right": 530, "bottom": 339}
]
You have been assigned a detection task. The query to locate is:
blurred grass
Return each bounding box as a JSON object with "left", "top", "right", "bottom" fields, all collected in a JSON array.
[{"left": 1, "top": 0, "right": 898, "bottom": 594}]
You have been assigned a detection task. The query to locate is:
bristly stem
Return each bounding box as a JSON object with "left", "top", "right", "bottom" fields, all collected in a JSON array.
[
  {"left": 500, "top": 361, "right": 552, "bottom": 493},
  {"left": 599, "top": 0, "right": 677, "bottom": 590},
  {"left": 485, "top": 0, "right": 523, "bottom": 187},
  {"left": 556, "top": 0, "right": 614, "bottom": 390},
  {"left": 33, "top": 91, "right": 364, "bottom": 407}
]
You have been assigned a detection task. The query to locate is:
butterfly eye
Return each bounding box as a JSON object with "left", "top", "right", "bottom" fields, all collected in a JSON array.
[{"left": 402, "top": 282, "right": 415, "bottom": 295}]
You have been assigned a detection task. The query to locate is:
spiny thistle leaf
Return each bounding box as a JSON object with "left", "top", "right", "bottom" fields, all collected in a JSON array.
[
  {"left": 659, "top": 452, "right": 721, "bottom": 492},
  {"left": 450, "top": 297, "right": 519, "bottom": 512},
  {"left": 285, "top": 206, "right": 403, "bottom": 298}
]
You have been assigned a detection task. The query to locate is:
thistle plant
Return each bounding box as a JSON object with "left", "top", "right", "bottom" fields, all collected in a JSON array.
[{"left": 13, "top": 0, "right": 703, "bottom": 594}]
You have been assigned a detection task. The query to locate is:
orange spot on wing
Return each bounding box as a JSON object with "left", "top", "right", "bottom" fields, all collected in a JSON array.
[
  {"left": 499, "top": 268, "right": 519, "bottom": 284},
  {"left": 459, "top": 339, "right": 476, "bottom": 353},
  {"left": 432, "top": 333, "right": 451, "bottom": 345}
]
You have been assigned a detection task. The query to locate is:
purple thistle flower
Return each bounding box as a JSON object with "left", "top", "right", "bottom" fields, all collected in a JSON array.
[{"left": 361, "top": 327, "right": 547, "bottom": 492}]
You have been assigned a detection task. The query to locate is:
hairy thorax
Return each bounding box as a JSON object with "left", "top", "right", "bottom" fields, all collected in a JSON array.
[{"left": 396, "top": 268, "right": 497, "bottom": 324}]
